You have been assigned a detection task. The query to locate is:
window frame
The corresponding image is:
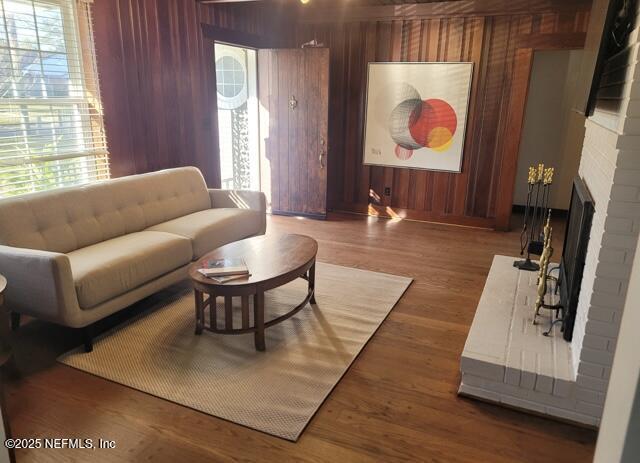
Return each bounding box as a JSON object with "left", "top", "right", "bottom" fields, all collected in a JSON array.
[{"left": 0, "top": 0, "right": 109, "bottom": 197}]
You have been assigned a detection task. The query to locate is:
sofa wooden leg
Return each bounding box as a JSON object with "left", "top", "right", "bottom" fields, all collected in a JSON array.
[
  {"left": 10, "top": 313, "right": 20, "bottom": 331},
  {"left": 83, "top": 326, "right": 93, "bottom": 353}
]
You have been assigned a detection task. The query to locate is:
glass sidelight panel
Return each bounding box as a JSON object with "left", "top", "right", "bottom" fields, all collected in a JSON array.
[{"left": 214, "top": 43, "right": 259, "bottom": 191}]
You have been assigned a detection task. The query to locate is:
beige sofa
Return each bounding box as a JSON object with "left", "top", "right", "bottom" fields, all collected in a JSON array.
[{"left": 0, "top": 167, "right": 266, "bottom": 349}]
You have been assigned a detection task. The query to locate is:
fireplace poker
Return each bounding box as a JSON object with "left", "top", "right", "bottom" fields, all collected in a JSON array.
[
  {"left": 529, "top": 163, "right": 545, "bottom": 245},
  {"left": 520, "top": 166, "right": 537, "bottom": 255}
]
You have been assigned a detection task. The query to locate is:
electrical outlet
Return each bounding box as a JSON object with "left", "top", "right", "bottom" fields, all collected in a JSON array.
[{"left": 384, "top": 187, "right": 391, "bottom": 196}]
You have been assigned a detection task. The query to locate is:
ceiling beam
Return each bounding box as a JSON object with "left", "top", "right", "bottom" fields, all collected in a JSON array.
[
  {"left": 198, "top": 0, "right": 261, "bottom": 4},
  {"left": 297, "top": 0, "right": 592, "bottom": 22}
]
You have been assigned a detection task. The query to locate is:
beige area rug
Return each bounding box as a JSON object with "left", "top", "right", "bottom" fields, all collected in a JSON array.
[{"left": 58, "top": 262, "right": 412, "bottom": 441}]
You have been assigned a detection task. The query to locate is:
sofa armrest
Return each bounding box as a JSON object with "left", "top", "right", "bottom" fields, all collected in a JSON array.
[
  {"left": 208, "top": 189, "right": 267, "bottom": 235},
  {"left": 0, "top": 245, "right": 81, "bottom": 327}
]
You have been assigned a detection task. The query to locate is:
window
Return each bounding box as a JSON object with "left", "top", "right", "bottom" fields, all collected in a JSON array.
[
  {"left": 0, "top": 0, "right": 109, "bottom": 198},
  {"left": 216, "top": 55, "right": 245, "bottom": 100}
]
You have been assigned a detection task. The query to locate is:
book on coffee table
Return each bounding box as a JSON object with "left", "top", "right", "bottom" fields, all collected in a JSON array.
[
  {"left": 208, "top": 273, "right": 252, "bottom": 284},
  {"left": 198, "top": 258, "right": 248, "bottom": 278}
]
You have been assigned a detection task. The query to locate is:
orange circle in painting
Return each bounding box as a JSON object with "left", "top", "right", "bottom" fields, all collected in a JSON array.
[{"left": 406, "top": 98, "right": 457, "bottom": 152}]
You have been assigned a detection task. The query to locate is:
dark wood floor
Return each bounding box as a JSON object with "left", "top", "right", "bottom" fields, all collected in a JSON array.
[{"left": 4, "top": 213, "right": 596, "bottom": 462}]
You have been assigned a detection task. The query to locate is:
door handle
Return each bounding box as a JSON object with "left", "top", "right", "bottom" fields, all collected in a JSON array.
[{"left": 319, "top": 151, "right": 324, "bottom": 169}]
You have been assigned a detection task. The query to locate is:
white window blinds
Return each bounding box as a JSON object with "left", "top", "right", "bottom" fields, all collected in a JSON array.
[{"left": 0, "top": 0, "right": 109, "bottom": 198}]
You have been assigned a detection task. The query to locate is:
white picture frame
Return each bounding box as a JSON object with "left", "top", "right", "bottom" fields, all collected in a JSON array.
[{"left": 362, "top": 62, "right": 473, "bottom": 173}]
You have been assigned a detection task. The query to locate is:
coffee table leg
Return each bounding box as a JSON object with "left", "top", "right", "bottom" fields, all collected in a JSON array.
[
  {"left": 209, "top": 294, "right": 217, "bottom": 330},
  {"left": 225, "top": 296, "right": 233, "bottom": 330},
  {"left": 254, "top": 291, "right": 265, "bottom": 351},
  {"left": 194, "top": 289, "right": 204, "bottom": 335},
  {"left": 309, "top": 260, "right": 317, "bottom": 304}
]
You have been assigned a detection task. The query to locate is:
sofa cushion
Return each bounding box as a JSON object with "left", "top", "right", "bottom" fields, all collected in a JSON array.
[
  {"left": 147, "top": 208, "right": 263, "bottom": 259},
  {"left": 67, "top": 231, "right": 193, "bottom": 309}
]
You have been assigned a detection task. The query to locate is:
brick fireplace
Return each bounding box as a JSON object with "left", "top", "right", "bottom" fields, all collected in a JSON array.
[
  {"left": 459, "top": 7, "right": 640, "bottom": 427},
  {"left": 569, "top": 112, "right": 640, "bottom": 421}
]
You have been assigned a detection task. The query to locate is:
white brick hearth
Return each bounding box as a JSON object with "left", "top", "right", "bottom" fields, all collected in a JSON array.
[{"left": 459, "top": 255, "right": 599, "bottom": 426}]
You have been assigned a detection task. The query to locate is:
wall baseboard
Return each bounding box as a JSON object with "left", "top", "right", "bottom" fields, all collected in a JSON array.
[{"left": 331, "top": 201, "right": 496, "bottom": 229}]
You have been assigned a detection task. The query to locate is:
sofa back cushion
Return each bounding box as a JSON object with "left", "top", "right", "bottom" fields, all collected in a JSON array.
[{"left": 0, "top": 167, "right": 211, "bottom": 253}]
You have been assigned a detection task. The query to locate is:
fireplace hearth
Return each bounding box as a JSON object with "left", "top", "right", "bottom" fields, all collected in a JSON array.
[{"left": 458, "top": 177, "right": 598, "bottom": 426}]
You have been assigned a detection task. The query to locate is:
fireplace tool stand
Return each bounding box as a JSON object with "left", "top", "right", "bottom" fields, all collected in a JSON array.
[{"left": 515, "top": 165, "right": 554, "bottom": 271}]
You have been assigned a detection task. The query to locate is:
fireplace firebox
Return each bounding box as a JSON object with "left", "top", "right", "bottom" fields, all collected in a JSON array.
[{"left": 558, "top": 176, "right": 594, "bottom": 341}]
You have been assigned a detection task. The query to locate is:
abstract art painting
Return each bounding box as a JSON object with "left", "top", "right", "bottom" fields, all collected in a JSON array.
[{"left": 363, "top": 62, "right": 473, "bottom": 172}]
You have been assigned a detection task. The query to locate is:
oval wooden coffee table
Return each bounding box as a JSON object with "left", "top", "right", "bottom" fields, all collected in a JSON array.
[{"left": 188, "top": 234, "right": 318, "bottom": 351}]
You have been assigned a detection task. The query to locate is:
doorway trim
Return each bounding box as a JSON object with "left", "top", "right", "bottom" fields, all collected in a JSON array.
[{"left": 201, "top": 23, "right": 273, "bottom": 49}]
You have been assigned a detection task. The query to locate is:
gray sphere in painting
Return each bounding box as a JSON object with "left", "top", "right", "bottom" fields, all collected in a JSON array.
[
  {"left": 373, "top": 83, "right": 421, "bottom": 127},
  {"left": 389, "top": 98, "right": 423, "bottom": 150}
]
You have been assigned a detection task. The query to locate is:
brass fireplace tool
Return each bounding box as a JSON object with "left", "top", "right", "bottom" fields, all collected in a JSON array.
[
  {"left": 515, "top": 164, "right": 555, "bottom": 271},
  {"left": 533, "top": 211, "right": 564, "bottom": 336}
]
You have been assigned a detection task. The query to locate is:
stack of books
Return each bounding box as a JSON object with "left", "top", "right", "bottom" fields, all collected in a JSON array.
[{"left": 197, "top": 258, "right": 250, "bottom": 283}]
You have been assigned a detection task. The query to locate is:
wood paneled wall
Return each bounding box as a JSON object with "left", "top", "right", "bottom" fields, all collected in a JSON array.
[
  {"left": 93, "top": 0, "right": 591, "bottom": 229},
  {"left": 286, "top": 2, "right": 591, "bottom": 228},
  {"left": 92, "top": 1, "right": 273, "bottom": 187}
]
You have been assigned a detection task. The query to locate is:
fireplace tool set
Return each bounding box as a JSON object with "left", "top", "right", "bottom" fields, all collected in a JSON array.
[
  {"left": 533, "top": 211, "right": 564, "bottom": 336},
  {"left": 514, "top": 164, "right": 555, "bottom": 271}
]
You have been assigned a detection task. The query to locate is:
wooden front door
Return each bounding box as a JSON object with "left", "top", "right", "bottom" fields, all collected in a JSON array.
[{"left": 258, "top": 48, "right": 329, "bottom": 218}]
